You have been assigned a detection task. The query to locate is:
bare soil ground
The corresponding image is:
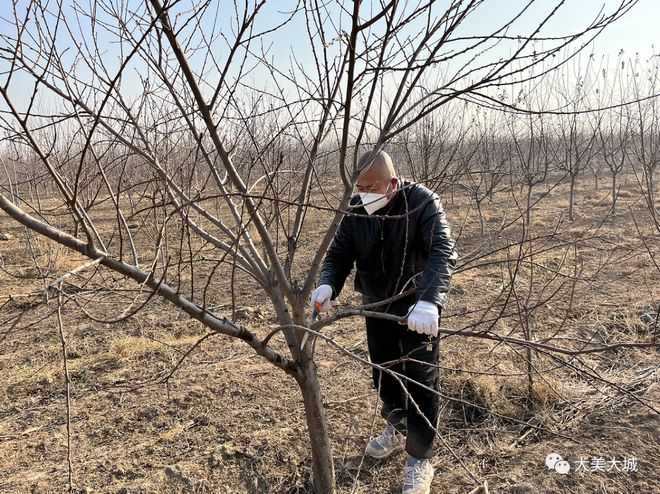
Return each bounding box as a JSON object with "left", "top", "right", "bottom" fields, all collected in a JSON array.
[{"left": 0, "top": 176, "right": 658, "bottom": 493}]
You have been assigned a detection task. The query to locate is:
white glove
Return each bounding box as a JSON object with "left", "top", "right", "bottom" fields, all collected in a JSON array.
[
  {"left": 310, "top": 284, "right": 333, "bottom": 313},
  {"left": 407, "top": 300, "right": 439, "bottom": 336}
]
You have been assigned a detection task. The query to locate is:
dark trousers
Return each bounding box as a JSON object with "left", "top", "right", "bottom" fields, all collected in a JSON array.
[{"left": 365, "top": 316, "right": 440, "bottom": 459}]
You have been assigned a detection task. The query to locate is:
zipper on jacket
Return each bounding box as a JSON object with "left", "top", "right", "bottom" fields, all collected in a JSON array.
[{"left": 379, "top": 217, "right": 385, "bottom": 273}]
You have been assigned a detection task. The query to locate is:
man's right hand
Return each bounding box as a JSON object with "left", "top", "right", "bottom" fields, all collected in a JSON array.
[{"left": 311, "top": 284, "right": 333, "bottom": 313}]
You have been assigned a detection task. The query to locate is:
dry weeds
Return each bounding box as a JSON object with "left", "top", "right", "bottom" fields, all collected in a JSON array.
[{"left": 0, "top": 176, "right": 658, "bottom": 493}]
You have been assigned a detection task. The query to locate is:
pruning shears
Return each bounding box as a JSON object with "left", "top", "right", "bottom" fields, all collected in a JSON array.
[{"left": 300, "top": 302, "right": 322, "bottom": 351}]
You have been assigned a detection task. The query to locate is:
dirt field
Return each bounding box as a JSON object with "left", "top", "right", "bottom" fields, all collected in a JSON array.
[{"left": 0, "top": 175, "right": 658, "bottom": 493}]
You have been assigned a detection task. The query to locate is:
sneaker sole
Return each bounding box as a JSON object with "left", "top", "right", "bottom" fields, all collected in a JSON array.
[
  {"left": 402, "top": 488, "right": 430, "bottom": 494},
  {"left": 365, "top": 443, "right": 404, "bottom": 459}
]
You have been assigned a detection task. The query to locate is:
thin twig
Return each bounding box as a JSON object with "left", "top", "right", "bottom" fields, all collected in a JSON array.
[{"left": 56, "top": 282, "right": 73, "bottom": 492}]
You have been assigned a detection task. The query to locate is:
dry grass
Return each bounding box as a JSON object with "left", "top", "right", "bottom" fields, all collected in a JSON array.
[{"left": 0, "top": 174, "right": 658, "bottom": 493}]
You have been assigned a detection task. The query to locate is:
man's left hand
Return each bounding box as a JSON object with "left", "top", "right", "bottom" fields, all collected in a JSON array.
[{"left": 407, "top": 301, "right": 439, "bottom": 336}]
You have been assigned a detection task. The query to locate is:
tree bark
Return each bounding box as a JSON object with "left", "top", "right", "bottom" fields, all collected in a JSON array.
[
  {"left": 296, "top": 357, "right": 335, "bottom": 493},
  {"left": 274, "top": 297, "right": 336, "bottom": 493},
  {"left": 568, "top": 175, "right": 576, "bottom": 222},
  {"left": 611, "top": 172, "right": 618, "bottom": 215},
  {"left": 525, "top": 183, "right": 533, "bottom": 237},
  {"left": 647, "top": 170, "right": 657, "bottom": 225}
]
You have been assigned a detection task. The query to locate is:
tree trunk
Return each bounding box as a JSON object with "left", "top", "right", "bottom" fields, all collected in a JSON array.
[
  {"left": 284, "top": 299, "right": 335, "bottom": 494},
  {"left": 525, "top": 184, "right": 533, "bottom": 238},
  {"left": 647, "top": 169, "right": 657, "bottom": 225},
  {"left": 296, "top": 358, "right": 335, "bottom": 493},
  {"left": 611, "top": 172, "right": 618, "bottom": 215},
  {"left": 476, "top": 197, "right": 485, "bottom": 235},
  {"left": 568, "top": 175, "right": 576, "bottom": 222}
]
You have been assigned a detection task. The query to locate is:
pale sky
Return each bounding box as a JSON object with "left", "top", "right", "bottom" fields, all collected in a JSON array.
[
  {"left": 543, "top": 0, "right": 657, "bottom": 59},
  {"left": 0, "top": 0, "right": 657, "bottom": 113},
  {"left": 261, "top": 0, "right": 658, "bottom": 66}
]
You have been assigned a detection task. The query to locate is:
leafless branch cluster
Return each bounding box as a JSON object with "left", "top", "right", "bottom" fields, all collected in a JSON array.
[{"left": 0, "top": 1, "right": 657, "bottom": 492}]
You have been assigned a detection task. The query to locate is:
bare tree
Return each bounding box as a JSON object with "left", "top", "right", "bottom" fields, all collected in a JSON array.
[
  {"left": 627, "top": 54, "right": 660, "bottom": 226},
  {"left": 392, "top": 103, "right": 467, "bottom": 191},
  {"left": 0, "top": 1, "right": 650, "bottom": 492},
  {"left": 593, "top": 55, "right": 632, "bottom": 215},
  {"left": 508, "top": 111, "right": 552, "bottom": 233},
  {"left": 554, "top": 107, "right": 598, "bottom": 221},
  {"left": 458, "top": 110, "right": 507, "bottom": 235}
]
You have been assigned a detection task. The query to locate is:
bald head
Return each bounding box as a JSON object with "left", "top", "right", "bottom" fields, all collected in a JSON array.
[
  {"left": 356, "top": 150, "right": 398, "bottom": 196},
  {"left": 357, "top": 150, "right": 396, "bottom": 181}
]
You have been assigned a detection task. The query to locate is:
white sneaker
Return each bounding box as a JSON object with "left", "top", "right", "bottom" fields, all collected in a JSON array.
[
  {"left": 402, "top": 457, "right": 434, "bottom": 494},
  {"left": 365, "top": 424, "right": 405, "bottom": 458}
]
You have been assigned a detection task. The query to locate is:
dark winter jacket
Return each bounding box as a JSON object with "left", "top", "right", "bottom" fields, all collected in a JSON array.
[{"left": 318, "top": 180, "right": 457, "bottom": 316}]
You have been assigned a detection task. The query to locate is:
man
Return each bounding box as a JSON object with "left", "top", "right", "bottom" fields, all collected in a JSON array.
[{"left": 311, "top": 150, "right": 457, "bottom": 494}]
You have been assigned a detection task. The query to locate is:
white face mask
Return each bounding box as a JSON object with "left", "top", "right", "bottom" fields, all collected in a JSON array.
[{"left": 359, "top": 182, "right": 393, "bottom": 215}]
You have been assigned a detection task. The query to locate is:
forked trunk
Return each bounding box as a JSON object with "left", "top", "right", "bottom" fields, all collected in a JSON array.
[{"left": 282, "top": 302, "right": 335, "bottom": 493}]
